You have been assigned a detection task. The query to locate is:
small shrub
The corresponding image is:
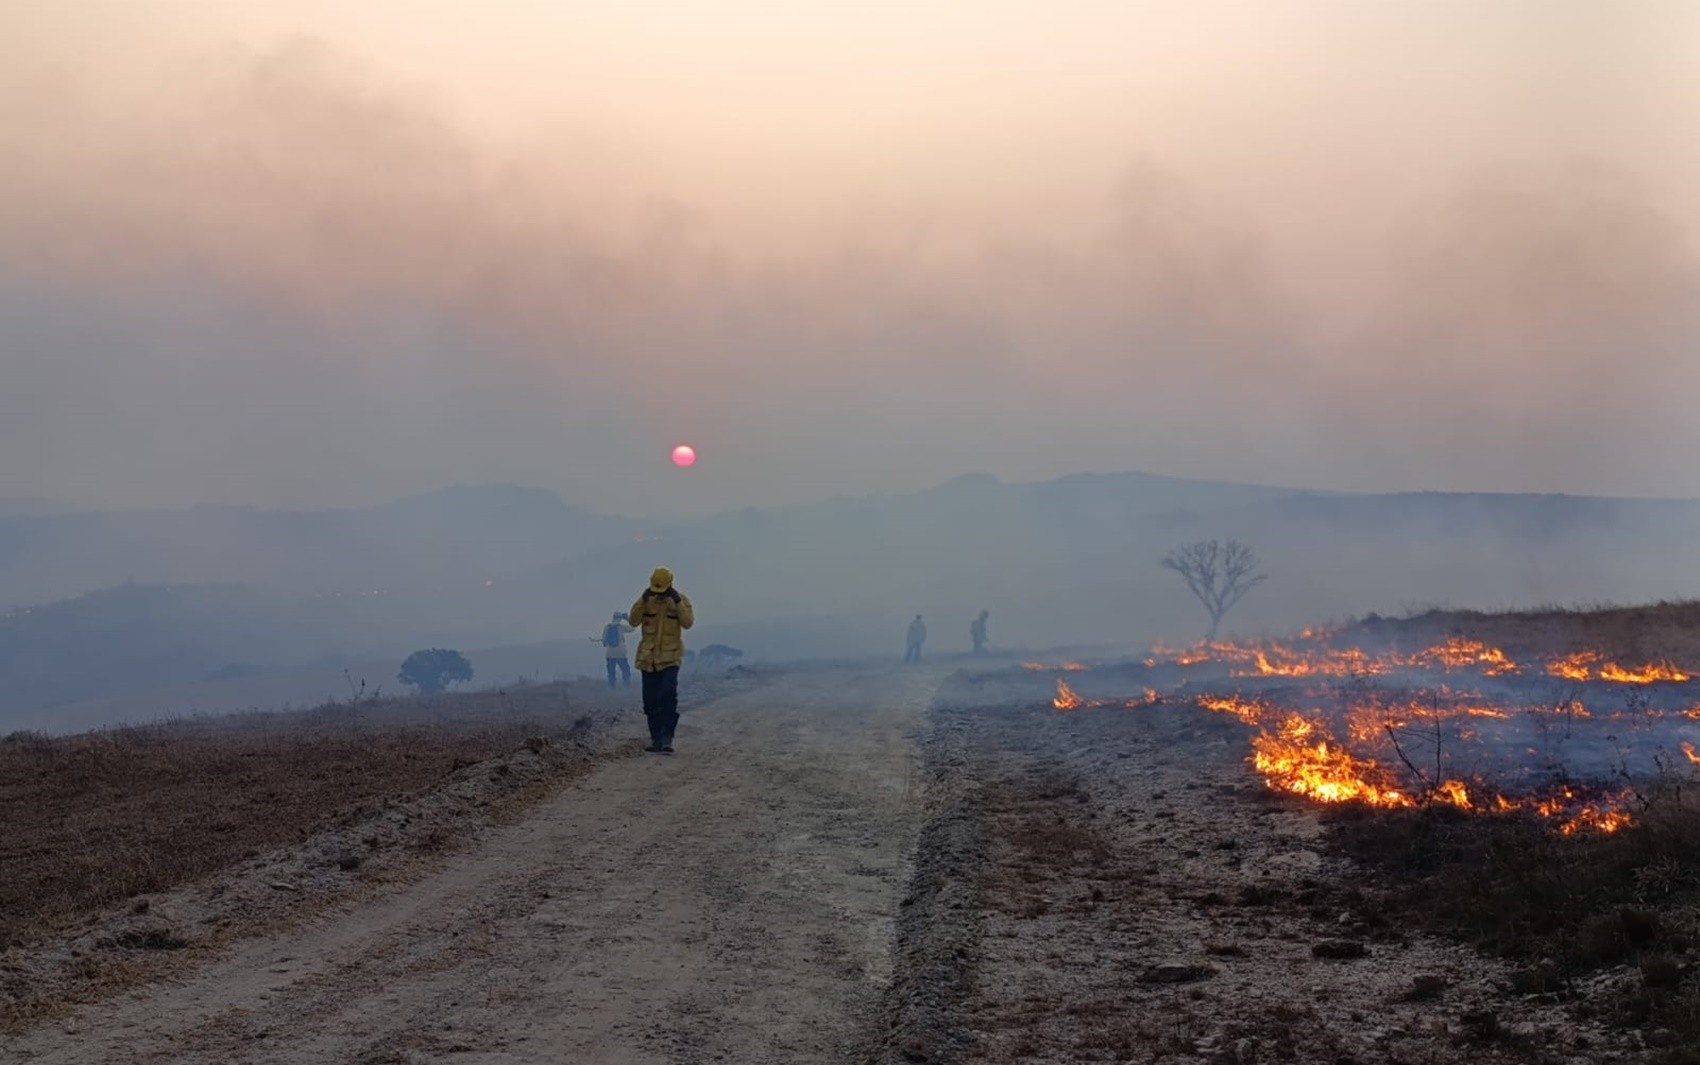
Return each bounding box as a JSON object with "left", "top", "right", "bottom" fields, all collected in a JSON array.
[{"left": 397, "top": 649, "right": 474, "bottom": 695}]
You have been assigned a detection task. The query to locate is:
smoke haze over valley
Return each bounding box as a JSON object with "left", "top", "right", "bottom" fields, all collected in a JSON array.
[
  {"left": 4, "top": 3, "right": 1700, "bottom": 727},
  {"left": 6, "top": 473, "right": 1700, "bottom": 732}
]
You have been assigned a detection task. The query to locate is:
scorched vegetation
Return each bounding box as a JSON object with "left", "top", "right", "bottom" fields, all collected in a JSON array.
[{"left": 921, "top": 600, "right": 1700, "bottom": 1063}]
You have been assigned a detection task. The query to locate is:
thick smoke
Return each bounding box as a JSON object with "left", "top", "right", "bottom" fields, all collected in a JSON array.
[{"left": 2, "top": 16, "right": 1697, "bottom": 512}]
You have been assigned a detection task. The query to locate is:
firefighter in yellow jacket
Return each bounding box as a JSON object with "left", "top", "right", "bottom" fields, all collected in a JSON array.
[{"left": 629, "top": 567, "right": 695, "bottom": 754}]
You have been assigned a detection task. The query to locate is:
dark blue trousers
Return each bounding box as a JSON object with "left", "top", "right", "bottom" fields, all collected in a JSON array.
[{"left": 641, "top": 667, "right": 680, "bottom": 745}]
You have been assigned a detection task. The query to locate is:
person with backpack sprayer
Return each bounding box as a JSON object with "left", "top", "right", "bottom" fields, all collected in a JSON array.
[
  {"left": 629, "top": 567, "right": 695, "bottom": 754},
  {"left": 593, "top": 611, "right": 637, "bottom": 688}
]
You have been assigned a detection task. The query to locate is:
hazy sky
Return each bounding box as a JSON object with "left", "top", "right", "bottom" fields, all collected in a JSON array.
[{"left": 3, "top": 1, "right": 1698, "bottom": 514}]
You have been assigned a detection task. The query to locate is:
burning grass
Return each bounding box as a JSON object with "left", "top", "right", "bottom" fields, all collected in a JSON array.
[
  {"left": 1000, "top": 601, "right": 1700, "bottom": 1057},
  {"left": 0, "top": 682, "right": 618, "bottom": 952},
  {"left": 1548, "top": 650, "right": 1693, "bottom": 684},
  {"left": 949, "top": 611, "right": 1700, "bottom": 1062},
  {"left": 1145, "top": 633, "right": 1693, "bottom": 686},
  {"left": 1041, "top": 614, "right": 1700, "bottom": 836},
  {"left": 1049, "top": 678, "right": 1157, "bottom": 713},
  {"left": 1350, "top": 600, "right": 1700, "bottom": 675}
]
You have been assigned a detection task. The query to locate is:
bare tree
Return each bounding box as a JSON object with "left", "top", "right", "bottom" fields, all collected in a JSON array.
[{"left": 1161, "top": 539, "right": 1268, "bottom": 640}]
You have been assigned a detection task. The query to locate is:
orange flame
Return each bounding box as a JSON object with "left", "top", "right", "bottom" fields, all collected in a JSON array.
[
  {"left": 1599, "top": 661, "right": 1691, "bottom": 683},
  {"left": 1189, "top": 692, "right": 1636, "bottom": 832},
  {"left": 1463, "top": 706, "right": 1511, "bottom": 719},
  {"left": 1053, "top": 678, "right": 1082, "bottom": 711},
  {"left": 1242, "top": 643, "right": 1388, "bottom": 678},
  {"left": 1248, "top": 717, "right": 1628, "bottom": 829},
  {"left": 1152, "top": 635, "right": 1525, "bottom": 679},
  {"left": 1546, "top": 651, "right": 1598, "bottom": 681},
  {"left": 1682, "top": 742, "right": 1699, "bottom": 766},
  {"left": 1250, "top": 714, "right": 1410, "bottom": 807},
  {"left": 1123, "top": 631, "right": 1679, "bottom": 833},
  {"left": 1197, "top": 694, "right": 1269, "bottom": 725},
  {"left": 1155, "top": 635, "right": 1690, "bottom": 688},
  {"left": 1408, "top": 637, "right": 1520, "bottom": 676},
  {"left": 1559, "top": 807, "right": 1633, "bottom": 835},
  {"left": 1547, "top": 651, "right": 1690, "bottom": 683},
  {"left": 1433, "top": 779, "right": 1474, "bottom": 810}
]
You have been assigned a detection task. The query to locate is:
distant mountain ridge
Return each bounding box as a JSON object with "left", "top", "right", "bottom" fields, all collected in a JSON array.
[
  {"left": 0, "top": 472, "right": 1307, "bottom": 609},
  {"left": 8, "top": 470, "right": 1698, "bottom": 614},
  {"left": 0, "top": 483, "right": 637, "bottom": 610}
]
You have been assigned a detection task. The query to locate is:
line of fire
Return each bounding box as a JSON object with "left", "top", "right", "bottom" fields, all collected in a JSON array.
[{"left": 1019, "top": 633, "right": 1700, "bottom": 836}]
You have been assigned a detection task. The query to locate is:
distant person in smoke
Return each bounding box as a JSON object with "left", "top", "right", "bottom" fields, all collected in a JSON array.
[
  {"left": 971, "top": 610, "right": 991, "bottom": 656},
  {"left": 905, "top": 614, "right": 927, "bottom": 663},
  {"left": 595, "top": 611, "right": 636, "bottom": 689},
  {"left": 629, "top": 567, "right": 695, "bottom": 754}
]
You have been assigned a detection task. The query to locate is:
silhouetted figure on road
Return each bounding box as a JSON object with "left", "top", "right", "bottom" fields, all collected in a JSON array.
[
  {"left": 905, "top": 615, "right": 927, "bottom": 663},
  {"left": 629, "top": 568, "right": 695, "bottom": 754}
]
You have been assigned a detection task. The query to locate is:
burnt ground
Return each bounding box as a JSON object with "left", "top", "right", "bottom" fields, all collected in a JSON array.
[{"left": 879, "top": 671, "right": 1671, "bottom": 1065}]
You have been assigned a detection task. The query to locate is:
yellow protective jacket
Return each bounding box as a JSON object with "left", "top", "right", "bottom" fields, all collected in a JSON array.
[{"left": 629, "top": 588, "right": 695, "bottom": 671}]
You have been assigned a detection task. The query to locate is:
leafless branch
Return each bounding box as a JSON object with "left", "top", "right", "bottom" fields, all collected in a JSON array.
[
  {"left": 1160, "top": 538, "right": 1269, "bottom": 639},
  {"left": 1384, "top": 722, "right": 1436, "bottom": 798}
]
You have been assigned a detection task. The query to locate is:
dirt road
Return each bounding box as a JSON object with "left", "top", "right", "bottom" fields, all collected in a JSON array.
[{"left": 7, "top": 666, "right": 943, "bottom": 1065}]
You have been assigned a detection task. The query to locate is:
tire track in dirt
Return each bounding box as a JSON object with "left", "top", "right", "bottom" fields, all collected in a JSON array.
[{"left": 4, "top": 666, "right": 944, "bottom": 1065}]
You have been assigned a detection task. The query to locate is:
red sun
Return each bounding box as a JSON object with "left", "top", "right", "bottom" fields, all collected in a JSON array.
[{"left": 671, "top": 445, "right": 697, "bottom": 468}]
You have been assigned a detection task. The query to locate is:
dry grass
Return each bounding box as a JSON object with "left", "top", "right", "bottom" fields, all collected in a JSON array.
[
  {"left": 1328, "top": 787, "right": 1700, "bottom": 1060},
  {"left": 0, "top": 681, "right": 619, "bottom": 950},
  {"left": 1331, "top": 601, "right": 1700, "bottom": 1060},
  {"left": 1349, "top": 599, "right": 1700, "bottom": 667}
]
